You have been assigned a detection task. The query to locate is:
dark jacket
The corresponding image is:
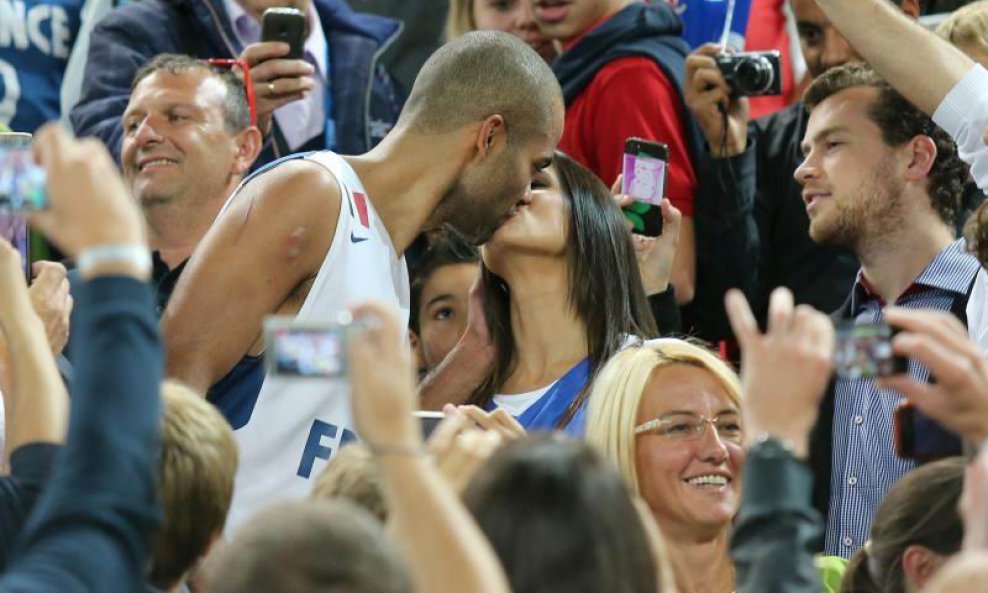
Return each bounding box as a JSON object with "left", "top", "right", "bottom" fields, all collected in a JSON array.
[
  {"left": 689, "top": 103, "right": 859, "bottom": 342},
  {"left": 0, "top": 444, "right": 59, "bottom": 572},
  {"left": 551, "top": 1, "right": 703, "bottom": 167},
  {"left": 70, "top": 0, "right": 404, "bottom": 166},
  {"left": 0, "top": 277, "right": 162, "bottom": 592},
  {"left": 732, "top": 441, "right": 822, "bottom": 593}
]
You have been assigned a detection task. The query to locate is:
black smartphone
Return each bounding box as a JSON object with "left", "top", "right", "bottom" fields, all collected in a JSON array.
[
  {"left": 833, "top": 323, "right": 909, "bottom": 380},
  {"left": 261, "top": 7, "right": 306, "bottom": 60},
  {"left": 621, "top": 138, "right": 668, "bottom": 237},
  {"left": 893, "top": 401, "right": 962, "bottom": 461}
]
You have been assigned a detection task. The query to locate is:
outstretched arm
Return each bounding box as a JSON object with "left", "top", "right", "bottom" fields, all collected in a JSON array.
[{"left": 813, "top": 0, "right": 973, "bottom": 115}]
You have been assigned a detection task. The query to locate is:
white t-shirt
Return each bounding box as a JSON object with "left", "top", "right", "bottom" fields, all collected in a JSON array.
[
  {"left": 493, "top": 383, "right": 556, "bottom": 418},
  {"left": 933, "top": 64, "right": 988, "bottom": 193},
  {"left": 934, "top": 65, "right": 988, "bottom": 348}
]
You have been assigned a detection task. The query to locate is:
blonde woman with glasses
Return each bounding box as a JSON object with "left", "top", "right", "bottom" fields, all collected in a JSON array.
[
  {"left": 586, "top": 339, "right": 848, "bottom": 593},
  {"left": 586, "top": 340, "right": 743, "bottom": 593}
]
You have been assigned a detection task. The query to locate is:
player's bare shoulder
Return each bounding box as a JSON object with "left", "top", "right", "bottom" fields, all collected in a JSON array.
[{"left": 231, "top": 158, "right": 343, "bottom": 221}]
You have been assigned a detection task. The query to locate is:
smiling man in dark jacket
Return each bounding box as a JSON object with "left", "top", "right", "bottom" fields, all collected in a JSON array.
[{"left": 70, "top": 0, "right": 404, "bottom": 168}]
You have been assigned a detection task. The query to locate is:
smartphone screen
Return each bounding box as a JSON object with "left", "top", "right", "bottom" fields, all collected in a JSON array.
[
  {"left": 834, "top": 323, "right": 908, "bottom": 380},
  {"left": 264, "top": 318, "right": 348, "bottom": 379},
  {"left": 0, "top": 133, "right": 47, "bottom": 213},
  {"left": 621, "top": 138, "right": 668, "bottom": 237}
]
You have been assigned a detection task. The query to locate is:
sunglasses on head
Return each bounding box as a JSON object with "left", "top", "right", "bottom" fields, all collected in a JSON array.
[{"left": 204, "top": 58, "right": 257, "bottom": 127}]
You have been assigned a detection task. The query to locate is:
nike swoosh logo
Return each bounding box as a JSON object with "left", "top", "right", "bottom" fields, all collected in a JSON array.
[{"left": 350, "top": 233, "right": 369, "bottom": 244}]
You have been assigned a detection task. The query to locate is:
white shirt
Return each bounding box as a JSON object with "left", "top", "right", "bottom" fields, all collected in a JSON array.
[
  {"left": 933, "top": 64, "right": 988, "bottom": 349},
  {"left": 222, "top": 0, "right": 328, "bottom": 150},
  {"left": 493, "top": 383, "right": 556, "bottom": 418}
]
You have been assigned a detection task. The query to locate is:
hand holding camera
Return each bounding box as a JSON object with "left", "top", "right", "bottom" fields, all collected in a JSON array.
[
  {"left": 684, "top": 44, "right": 752, "bottom": 158},
  {"left": 878, "top": 307, "right": 988, "bottom": 443},
  {"left": 30, "top": 125, "right": 146, "bottom": 265}
]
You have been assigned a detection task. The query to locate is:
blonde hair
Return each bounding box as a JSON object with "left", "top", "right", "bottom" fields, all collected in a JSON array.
[
  {"left": 446, "top": 0, "right": 476, "bottom": 42},
  {"left": 585, "top": 340, "right": 741, "bottom": 495},
  {"left": 311, "top": 444, "right": 388, "bottom": 522},
  {"left": 150, "top": 381, "right": 238, "bottom": 590},
  {"left": 937, "top": 1, "right": 988, "bottom": 54}
]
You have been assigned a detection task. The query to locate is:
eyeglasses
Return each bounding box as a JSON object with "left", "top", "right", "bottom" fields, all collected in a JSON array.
[
  {"left": 204, "top": 58, "right": 257, "bottom": 127},
  {"left": 634, "top": 412, "right": 744, "bottom": 444}
]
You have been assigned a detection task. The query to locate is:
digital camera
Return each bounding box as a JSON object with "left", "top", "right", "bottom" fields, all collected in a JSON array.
[{"left": 715, "top": 51, "right": 783, "bottom": 97}]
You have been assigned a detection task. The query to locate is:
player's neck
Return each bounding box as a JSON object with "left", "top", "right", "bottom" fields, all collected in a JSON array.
[{"left": 345, "top": 129, "right": 470, "bottom": 256}]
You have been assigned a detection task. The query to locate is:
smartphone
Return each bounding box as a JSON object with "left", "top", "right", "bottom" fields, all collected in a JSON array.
[
  {"left": 0, "top": 132, "right": 47, "bottom": 213},
  {"left": 833, "top": 322, "right": 909, "bottom": 380},
  {"left": 261, "top": 7, "right": 306, "bottom": 61},
  {"left": 264, "top": 315, "right": 351, "bottom": 379},
  {"left": 414, "top": 410, "right": 444, "bottom": 439},
  {"left": 621, "top": 138, "right": 668, "bottom": 237},
  {"left": 893, "top": 401, "right": 962, "bottom": 461}
]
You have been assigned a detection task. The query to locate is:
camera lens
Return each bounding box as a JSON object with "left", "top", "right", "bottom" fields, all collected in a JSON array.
[{"left": 734, "top": 56, "right": 774, "bottom": 95}]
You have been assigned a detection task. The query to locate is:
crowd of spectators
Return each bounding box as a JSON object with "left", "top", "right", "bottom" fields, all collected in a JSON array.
[{"left": 3, "top": 0, "right": 988, "bottom": 592}]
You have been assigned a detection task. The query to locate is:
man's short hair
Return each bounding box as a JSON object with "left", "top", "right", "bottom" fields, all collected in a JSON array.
[
  {"left": 398, "top": 31, "right": 562, "bottom": 147},
  {"left": 207, "top": 500, "right": 412, "bottom": 593},
  {"left": 804, "top": 63, "right": 970, "bottom": 227},
  {"left": 131, "top": 53, "right": 251, "bottom": 133},
  {"left": 311, "top": 444, "right": 388, "bottom": 522},
  {"left": 149, "top": 381, "right": 238, "bottom": 590},
  {"left": 409, "top": 228, "right": 480, "bottom": 334}
]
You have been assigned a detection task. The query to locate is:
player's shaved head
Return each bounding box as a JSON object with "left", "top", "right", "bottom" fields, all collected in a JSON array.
[{"left": 399, "top": 31, "right": 563, "bottom": 146}]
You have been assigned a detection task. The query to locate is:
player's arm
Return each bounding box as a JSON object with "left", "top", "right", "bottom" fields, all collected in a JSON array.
[
  {"left": 813, "top": 0, "right": 972, "bottom": 115},
  {"left": 161, "top": 161, "right": 341, "bottom": 394}
]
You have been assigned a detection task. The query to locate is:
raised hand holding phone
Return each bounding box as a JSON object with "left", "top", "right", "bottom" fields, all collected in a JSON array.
[
  {"left": 239, "top": 7, "right": 315, "bottom": 136},
  {"left": 878, "top": 307, "right": 988, "bottom": 443},
  {"left": 612, "top": 176, "right": 682, "bottom": 296}
]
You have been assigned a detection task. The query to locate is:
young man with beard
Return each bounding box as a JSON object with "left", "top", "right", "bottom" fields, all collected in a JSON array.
[
  {"left": 794, "top": 63, "right": 979, "bottom": 558},
  {"left": 161, "top": 31, "right": 564, "bottom": 532},
  {"left": 534, "top": 0, "right": 699, "bottom": 303},
  {"left": 683, "top": 0, "right": 922, "bottom": 345}
]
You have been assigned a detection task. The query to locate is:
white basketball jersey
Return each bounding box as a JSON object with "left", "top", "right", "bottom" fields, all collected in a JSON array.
[{"left": 224, "top": 151, "right": 409, "bottom": 533}]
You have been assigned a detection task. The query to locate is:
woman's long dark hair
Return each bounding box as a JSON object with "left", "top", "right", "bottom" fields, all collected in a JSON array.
[
  {"left": 467, "top": 152, "right": 659, "bottom": 426},
  {"left": 463, "top": 436, "right": 661, "bottom": 593},
  {"left": 841, "top": 457, "right": 965, "bottom": 593}
]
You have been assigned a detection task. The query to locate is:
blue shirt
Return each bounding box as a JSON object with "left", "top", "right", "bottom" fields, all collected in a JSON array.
[
  {"left": 0, "top": 0, "right": 84, "bottom": 132},
  {"left": 826, "top": 238, "right": 980, "bottom": 557}
]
